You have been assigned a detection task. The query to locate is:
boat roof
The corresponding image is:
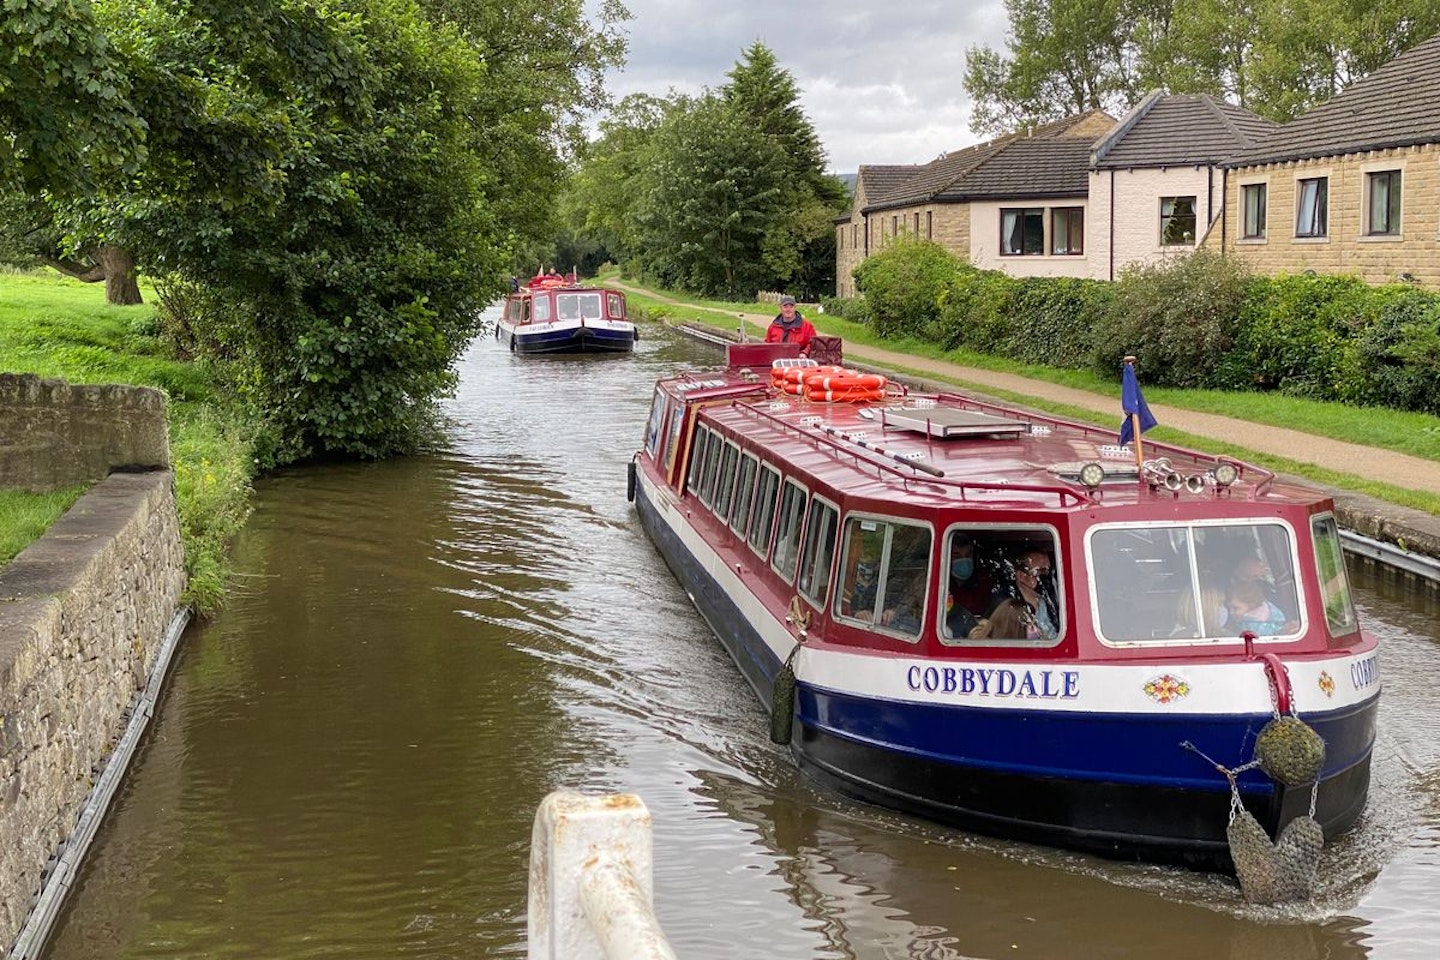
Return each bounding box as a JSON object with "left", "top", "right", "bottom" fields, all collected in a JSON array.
[{"left": 663, "top": 366, "right": 1326, "bottom": 514}]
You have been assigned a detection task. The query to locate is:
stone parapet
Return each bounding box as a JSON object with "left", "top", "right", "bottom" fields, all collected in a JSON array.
[
  {"left": 0, "top": 471, "right": 186, "bottom": 952},
  {"left": 0, "top": 374, "right": 170, "bottom": 492}
]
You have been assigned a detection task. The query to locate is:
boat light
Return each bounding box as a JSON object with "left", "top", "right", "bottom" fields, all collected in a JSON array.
[
  {"left": 1213, "top": 462, "right": 1240, "bottom": 487},
  {"left": 1079, "top": 461, "right": 1106, "bottom": 489}
]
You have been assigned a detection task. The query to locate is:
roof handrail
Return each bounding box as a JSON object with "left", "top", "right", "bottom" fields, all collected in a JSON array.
[{"left": 729, "top": 400, "right": 1094, "bottom": 507}]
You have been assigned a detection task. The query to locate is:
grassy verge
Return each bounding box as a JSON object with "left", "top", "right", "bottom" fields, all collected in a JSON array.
[
  {"left": 0, "top": 270, "right": 254, "bottom": 613},
  {"left": 609, "top": 271, "right": 1440, "bottom": 516}
]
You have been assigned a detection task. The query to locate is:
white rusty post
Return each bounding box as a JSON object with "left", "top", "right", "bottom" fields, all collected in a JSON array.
[{"left": 528, "top": 791, "right": 678, "bottom": 960}]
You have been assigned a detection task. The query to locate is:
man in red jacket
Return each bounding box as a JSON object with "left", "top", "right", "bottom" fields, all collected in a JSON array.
[{"left": 764, "top": 295, "right": 816, "bottom": 355}]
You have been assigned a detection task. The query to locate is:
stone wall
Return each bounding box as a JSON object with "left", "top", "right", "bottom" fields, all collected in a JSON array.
[
  {"left": 0, "top": 471, "right": 186, "bottom": 952},
  {"left": 1223, "top": 144, "right": 1440, "bottom": 288},
  {"left": 0, "top": 374, "right": 170, "bottom": 493}
]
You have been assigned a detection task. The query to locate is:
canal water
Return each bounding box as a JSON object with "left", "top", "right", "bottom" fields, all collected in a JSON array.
[{"left": 43, "top": 313, "right": 1440, "bottom": 959}]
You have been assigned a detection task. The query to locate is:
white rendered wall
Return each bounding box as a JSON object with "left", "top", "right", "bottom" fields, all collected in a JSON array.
[{"left": 968, "top": 199, "right": 1094, "bottom": 277}]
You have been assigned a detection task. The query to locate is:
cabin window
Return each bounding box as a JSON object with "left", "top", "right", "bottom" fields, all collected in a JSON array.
[
  {"left": 644, "top": 391, "right": 668, "bottom": 460},
  {"left": 712, "top": 441, "right": 741, "bottom": 519},
  {"left": 797, "top": 498, "right": 840, "bottom": 608},
  {"left": 686, "top": 427, "right": 711, "bottom": 496},
  {"left": 770, "top": 480, "right": 809, "bottom": 582},
  {"left": 664, "top": 405, "right": 686, "bottom": 477},
  {"left": 606, "top": 292, "right": 625, "bottom": 318},
  {"left": 556, "top": 292, "right": 603, "bottom": 321},
  {"left": 532, "top": 296, "right": 551, "bottom": 322},
  {"left": 729, "top": 453, "right": 759, "bottom": 535},
  {"left": 697, "top": 429, "right": 725, "bottom": 507},
  {"left": 1088, "top": 521, "right": 1302, "bottom": 645},
  {"left": 1311, "top": 514, "right": 1357, "bottom": 634},
  {"left": 835, "top": 516, "right": 932, "bottom": 640},
  {"left": 747, "top": 464, "right": 783, "bottom": 556},
  {"left": 938, "top": 526, "right": 1062, "bottom": 646}
]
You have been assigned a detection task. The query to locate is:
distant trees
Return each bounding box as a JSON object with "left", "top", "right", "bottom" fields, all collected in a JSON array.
[
  {"left": 561, "top": 42, "right": 847, "bottom": 300},
  {"left": 964, "top": 0, "right": 1440, "bottom": 133}
]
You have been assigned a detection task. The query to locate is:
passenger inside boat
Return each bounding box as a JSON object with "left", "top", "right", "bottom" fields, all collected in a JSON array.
[
  {"left": 943, "top": 533, "right": 992, "bottom": 639},
  {"left": 836, "top": 518, "right": 931, "bottom": 638},
  {"left": 994, "top": 550, "right": 1059, "bottom": 640},
  {"left": 1226, "top": 579, "right": 1297, "bottom": 635},
  {"left": 967, "top": 598, "right": 1035, "bottom": 640},
  {"left": 1170, "top": 585, "right": 1229, "bottom": 637}
]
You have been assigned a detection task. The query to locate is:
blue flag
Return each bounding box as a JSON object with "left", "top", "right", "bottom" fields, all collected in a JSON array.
[{"left": 1118, "top": 363, "right": 1157, "bottom": 446}]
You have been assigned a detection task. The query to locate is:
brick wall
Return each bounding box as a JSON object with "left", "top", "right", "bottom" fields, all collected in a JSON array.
[
  {"left": 0, "top": 472, "right": 186, "bottom": 952},
  {"left": 1224, "top": 144, "right": 1440, "bottom": 288}
]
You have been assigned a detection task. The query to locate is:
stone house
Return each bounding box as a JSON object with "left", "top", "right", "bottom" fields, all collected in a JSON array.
[
  {"left": 1219, "top": 33, "right": 1440, "bottom": 289},
  {"left": 834, "top": 111, "right": 1115, "bottom": 296},
  {"left": 1091, "top": 92, "right": 1275, "bottom": 281}
]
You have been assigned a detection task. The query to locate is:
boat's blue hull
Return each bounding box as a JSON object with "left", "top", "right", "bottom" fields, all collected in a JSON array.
[
  {"left": 500, "top": 323, "right": 636, "bottom": 354},
  {"left": 635, "top": 476, "right": 1378, "bottom": 869}
]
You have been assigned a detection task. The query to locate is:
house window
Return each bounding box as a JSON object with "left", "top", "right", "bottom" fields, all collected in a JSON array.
[
  {"left": 1000, "top": 208, "right": 1044, "bottom": 255},
  {"left": 1242, "top": 183, "right": 1267, "bottom": 239},
  {"left": 1367, "top": 170, "right": 1401, "bottom": 236},
  {"left": 1160, "top": 196, "right": 1196, "bottom": 246},
  {"left": 1296, "top": 177, "right": 1328, "bottom": 238},
  {"left": 891, "top": 215, "right": 898, "bottom": 236},
  {"left": 1051, "top": 207, "right": 1084, "bottom": 255},
  {"left": 926, "top": 211, "right": 933, "bottom": 239}
]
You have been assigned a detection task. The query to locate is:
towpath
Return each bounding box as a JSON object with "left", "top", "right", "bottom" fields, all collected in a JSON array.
[{"left": 610, "top": 279, "right": 1440, "bottom": 560}]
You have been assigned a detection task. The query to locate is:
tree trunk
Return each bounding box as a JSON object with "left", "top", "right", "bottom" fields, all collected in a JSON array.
[{"left": 98, "top": 245, "right": 143, "bottom": 305}]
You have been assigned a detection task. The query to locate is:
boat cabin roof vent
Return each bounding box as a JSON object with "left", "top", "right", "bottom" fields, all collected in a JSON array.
[{"left": 881, "top": 407, "right": 1030, "bottom": 439}]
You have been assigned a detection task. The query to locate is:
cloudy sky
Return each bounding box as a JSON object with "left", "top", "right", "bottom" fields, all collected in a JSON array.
[{"left": 600, "top": 0, "right": 1012, "bottom": 175}]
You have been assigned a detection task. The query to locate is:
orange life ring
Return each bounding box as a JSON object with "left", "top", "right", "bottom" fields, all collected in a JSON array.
[
  {"left": 805, "top": 387, "right": 885, "bottom": 403},
  {"left": 804, "top": 372, "right": 887, "bottom": 392},
  {"left": 780, "top": 364, "right": 843, "bottom": 384}
]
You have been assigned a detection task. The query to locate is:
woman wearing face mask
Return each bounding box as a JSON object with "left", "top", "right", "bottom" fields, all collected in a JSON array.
[{"left": 944, "top": 533, "right": 993, "bottom": 639}]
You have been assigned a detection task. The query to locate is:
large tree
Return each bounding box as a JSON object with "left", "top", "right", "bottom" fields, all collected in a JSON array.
[
  {"left": 1, "top": 0, "right": 145, "bottom": 195},
  {"left": 633, "top": 94, "right": 789, "bottom": 298},
  {"left": 5, "top": 0, "right": 630, "bottom": 461},
  {"left": 722, "top": 42, "right": 845, "bottom": 298},
  {"left": 964, "top": 0, "right": 1157, "bottom": 136},
  {"left": 557, "top": 92, "right": 674, "bottom": 269},
  {"left": 967, "top": 0, "right": 1440, "bottom": 131}
]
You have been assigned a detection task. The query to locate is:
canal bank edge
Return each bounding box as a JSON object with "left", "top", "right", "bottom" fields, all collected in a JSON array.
[
  {"left": 673, "top": 320, "right": 1440, "bottom": 587},
  {"left": 0, "top": 474, "right": 187, "bottom": 954}
]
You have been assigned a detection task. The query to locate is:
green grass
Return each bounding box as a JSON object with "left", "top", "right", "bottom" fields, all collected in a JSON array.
[
  {"left": 0, "top": 271, "right": 254, "bottom": 612},
  {"left": 0, "top": 485, "right": 87, "bottom": 566},
  {"left": 611, "top": 271, "right": 1440, "bottom": 515}
]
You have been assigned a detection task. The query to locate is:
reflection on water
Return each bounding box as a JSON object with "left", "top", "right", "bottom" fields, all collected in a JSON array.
[{"left": 41, "top": 314, "right": 1440, "bottom": 959}]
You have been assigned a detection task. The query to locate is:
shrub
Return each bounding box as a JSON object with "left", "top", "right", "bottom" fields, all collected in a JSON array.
[
  {"left": 927, "top": 263, "right": 1019, "bottom": 353},
  {"left": 1213, "top": 272, "right": 1361, "bottom": 395},
  {"left": 1091, "top": 250, "right": 1250, "bottom": 387},
  {"left": 1336, "top": 285, "right": 1440, "bottom": 412},
  {"left": 1006, "top": 277, "right": 1112, "bottom": 369},
  {"left": 852, "top": 236, "right": 963, "bottom": 339}
]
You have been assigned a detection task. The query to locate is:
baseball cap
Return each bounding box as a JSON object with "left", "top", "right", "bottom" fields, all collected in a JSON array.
[{"left": 779, "top": 295, "right": 796, "bottom": 306}]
